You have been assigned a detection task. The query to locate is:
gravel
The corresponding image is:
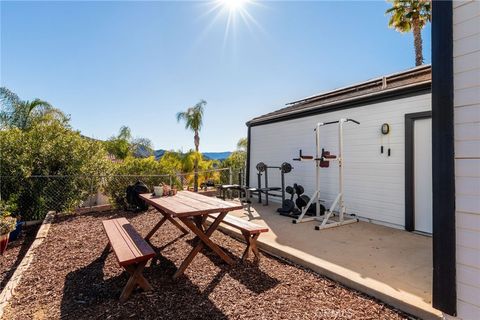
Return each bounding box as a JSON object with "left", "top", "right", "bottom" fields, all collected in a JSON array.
[
  {"left": 0, "top": 224, "right": 40, "bottom": 292},
  {"left": 2, "top": 210, "right": 412, "bottom": 320}
]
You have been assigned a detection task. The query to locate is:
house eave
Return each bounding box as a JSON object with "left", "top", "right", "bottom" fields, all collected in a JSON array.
[{"left": 247, "top": 80, "right": 431, "bottom": 127}]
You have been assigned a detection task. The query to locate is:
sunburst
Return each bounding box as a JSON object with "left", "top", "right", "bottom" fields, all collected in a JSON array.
[{"left": 198, "top": 0, "right": 263, "bottom": 50}]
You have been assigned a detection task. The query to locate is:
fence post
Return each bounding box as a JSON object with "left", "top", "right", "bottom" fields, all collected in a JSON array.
[
  {"left": 90, "top": 176, "right": 94, "bottom": 209},
  {"left": 228, "top": 167, "right": 233, "bottom": 199},
  {"left": 169, "top": 175, "right": 172, "bottom": 187}
]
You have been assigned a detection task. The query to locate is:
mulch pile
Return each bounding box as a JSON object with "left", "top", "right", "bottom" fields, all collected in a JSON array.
[
  {"left": 0, "top": 224, "right": 40, "bottom": 292},
  {"left": 2, "top": 210, "right": 413, "bottom": 319}
]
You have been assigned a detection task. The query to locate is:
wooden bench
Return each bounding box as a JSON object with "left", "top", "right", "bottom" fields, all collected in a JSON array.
[
  {"left": 208, "top": 213, "right": 269, "bottom": 262},
  {"left": 102, "top": 218, "right": 155, "bottom": 302}
]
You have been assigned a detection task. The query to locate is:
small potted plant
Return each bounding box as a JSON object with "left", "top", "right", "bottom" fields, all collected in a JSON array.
[
  {"left": 0, "top": 206, "right": 17, "bottom": 255},
  {"left": 0, "top": 200, "right": 22, "bottom": 241},
  {"left": 162, "top": 183, "right": 171, "bottom": 197}
]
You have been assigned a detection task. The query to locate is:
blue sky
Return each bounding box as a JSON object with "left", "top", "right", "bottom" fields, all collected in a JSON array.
[{"left": 1, "top": 1, "right": 431, "bottom": 152}]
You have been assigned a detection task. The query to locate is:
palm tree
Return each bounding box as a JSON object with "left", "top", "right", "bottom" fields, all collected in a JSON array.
[
  {"left": 0, "top": 87, "right": 66, "bottom": 130},
  {"left": 105, "top": 125, "right": 154, "bottom": 159},
  {"left": 176, "top": 100, "right": 206, "bottom": 192},
  {"left": 386, "top": 0, "right": 431, "bottom": 66},
  {"left": 237, "top": 137, "right": 248, "bottom": 151},
  {"left": 116, "top": 125, "right": 154, "bottom": 157}
]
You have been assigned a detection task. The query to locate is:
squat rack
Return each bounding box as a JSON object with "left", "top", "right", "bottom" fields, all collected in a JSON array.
[
  {"left": 256, "top": 162, "right": 293, "bottom": 205},
  {"left": 293, "top": 118, "right": 360, "bottom": 230}
]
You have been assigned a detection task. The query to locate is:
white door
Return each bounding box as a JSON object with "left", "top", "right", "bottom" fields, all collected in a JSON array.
[{"left": 414, "top": 118, "right": 433, "bottom": 234}]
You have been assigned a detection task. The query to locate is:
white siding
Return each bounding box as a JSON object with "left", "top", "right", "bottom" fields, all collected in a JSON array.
[
  {"left": 250, "top": 93, "right": 431, "bottom": 228},
  {"left": 454, "top": 1, "right": 480, "bottom": 319}
]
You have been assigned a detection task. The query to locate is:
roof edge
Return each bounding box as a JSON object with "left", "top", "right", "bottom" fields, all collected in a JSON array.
[
  {"left": 247, "top": 65, "right": 432, "bottom": 127},
  {"left": 247, "top": 80, "right": 431, "bottom": 127},
  {"left": 287, "top": 64, "right": 431, "bottom": 106}
]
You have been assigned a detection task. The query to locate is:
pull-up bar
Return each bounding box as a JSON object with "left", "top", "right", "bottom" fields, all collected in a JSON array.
[{"left": 316, "top": 118, "right": 360, "bottom": 127}]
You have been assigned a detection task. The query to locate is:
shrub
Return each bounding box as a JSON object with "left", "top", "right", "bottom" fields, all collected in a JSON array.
[
  {"left": 0, "top": 117, "right": 113, "bottom": 220},
  {"left": 104, "top": 156, "right": 171, "bottom": 208},
  {"left": 221, "top": 151, "right": 246, "bottom": 184}
]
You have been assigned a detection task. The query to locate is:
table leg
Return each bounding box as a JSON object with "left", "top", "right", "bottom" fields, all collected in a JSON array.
[
  {"left": 173, "top": 212, "right": 234, "bottom": 279},
  {"left": 145, "top": 216, "right": 167, "bottom": 240},
  {"left": 167, "top": 215, "right": 189, "bottom": 235},
  {"left": 193, "top": 216, "right": 204, "bottom": 231},
  {"left": 145, "top": 211, "right": 188, "bottom": 241}
]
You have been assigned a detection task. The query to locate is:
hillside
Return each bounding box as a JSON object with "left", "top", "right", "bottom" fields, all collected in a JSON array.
[{"left": 151, "top": 150, "right": 231, "bottom": 161}]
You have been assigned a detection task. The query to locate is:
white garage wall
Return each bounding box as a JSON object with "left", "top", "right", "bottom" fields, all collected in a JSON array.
[
  {"left": 250, "top": 92, "right": 431, "bottom": 228},
  {"left": 453, "top": 1, "right": 480, "bottom": 319}
]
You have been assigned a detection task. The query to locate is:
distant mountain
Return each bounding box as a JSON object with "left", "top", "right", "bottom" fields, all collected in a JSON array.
[
  {"left": 133, "top": 145, "right": 154, "bottom": 158},
  {"left": 154, "top": 149, "right": 166, "bottom": 159},
  {"left": 152, "top": 150, "right": 231, "bottom": 161},
  {"left": 202, "top": 152, "right": 231, "bottom": 160}
]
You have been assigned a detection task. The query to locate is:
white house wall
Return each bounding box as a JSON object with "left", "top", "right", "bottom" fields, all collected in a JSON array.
[
  {"left": 250, "top": 92, "right": 431, "bottom": 228},
  {"left": 453, "top": 1, "right": 480, "bottom": 319}
]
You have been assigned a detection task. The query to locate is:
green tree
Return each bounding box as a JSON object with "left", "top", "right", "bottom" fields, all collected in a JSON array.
[
  {"left": 176, "top": 100, "right": 206, "bottom": 192},
  {"left": 105, "top": 156, "right": 169, "bottom": 207},
  {"left": 158, "top": 150, "right": 219, "bottom": 189},
  {"left": 386, "top": 0, "right": 431, "bottom": 66},
  {"left": 0, "top": 115, "right": 113, "bottom": 220},
  {"left": 237, "top": 137, "right": 248, "bottom": 151},
  {"left": 222, "top": 137, "right": 247, "bottom": 184},
  {"left": 105, "top": 125, "right": 153, "bottom": 160},
  {"left": 0, "top": 87, "right": 68, "bottom": 130}
]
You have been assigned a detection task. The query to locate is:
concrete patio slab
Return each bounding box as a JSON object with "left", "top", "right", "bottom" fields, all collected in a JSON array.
[{"left": 215, "top": 202, "right": 442, "bottom": 319}]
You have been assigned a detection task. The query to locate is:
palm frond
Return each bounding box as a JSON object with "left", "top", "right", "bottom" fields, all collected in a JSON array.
[
  {"left": 176, "top": 111, "right": 186, "bottom": 123},
  {"left": 176, "top": 100, "right": 207, "bottom": 132},
  {"left": 118, "top": 126, "right": 132, "bottom": 140},
  {"left": 385, "top": 0, "right": 431, "bottom": 33},
  {"left": 0, "top": 87, "right": 20, "bottom": 108}
]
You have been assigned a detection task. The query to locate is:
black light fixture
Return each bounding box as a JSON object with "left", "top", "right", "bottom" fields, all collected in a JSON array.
[
  {"left": 380, "top": 123, "right": 391, "bottom": 156},
  {"left": 381, "top": 123, "right": 390, "bottom": 135}
]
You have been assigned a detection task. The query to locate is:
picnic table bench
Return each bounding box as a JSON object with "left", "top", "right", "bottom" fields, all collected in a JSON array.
[
  {"left": 102, "top": 218, "right": 155, "bottom": 302},
  {"left": 208, "top": 213, "right": 269, "bottom": 261}
]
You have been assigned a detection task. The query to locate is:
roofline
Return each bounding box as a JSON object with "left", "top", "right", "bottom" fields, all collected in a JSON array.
[
  {"left": 247, "top": 80, "right": 431, "bottom": 127},
  {"left": 247, "top": 65, "right": 431, "bottom": 127},
  {"left": 287, "top": 64, "right": 431, "bottom": 106}
]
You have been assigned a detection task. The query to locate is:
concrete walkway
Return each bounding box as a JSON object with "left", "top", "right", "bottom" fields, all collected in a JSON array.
[{"left": 217, "top": 203, "right": 442, "bottom": 319}]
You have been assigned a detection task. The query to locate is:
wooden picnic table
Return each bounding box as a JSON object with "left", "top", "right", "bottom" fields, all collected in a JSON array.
[{"left": 139, "top": 191, "right": 243, "bottom": 279}]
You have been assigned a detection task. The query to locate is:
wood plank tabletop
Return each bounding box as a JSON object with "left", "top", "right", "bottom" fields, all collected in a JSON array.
[{"left": 139, "top": 191, "right": 243, "bottom": 218}]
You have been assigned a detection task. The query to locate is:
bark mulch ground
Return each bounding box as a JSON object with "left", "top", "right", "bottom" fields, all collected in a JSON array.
[
  {"left": 2, "top": 210, "right": 413, "bottom": 320},
  {"left": 0, "top": 224, "right": 40, "bottom": 292}
]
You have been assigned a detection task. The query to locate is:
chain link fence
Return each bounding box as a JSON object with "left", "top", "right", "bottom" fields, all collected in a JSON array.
[{"left": 0, "top": 167, "right": 245, "bottom": 221}]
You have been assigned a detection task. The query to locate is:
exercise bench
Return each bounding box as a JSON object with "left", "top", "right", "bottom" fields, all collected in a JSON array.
[
  {"left": 209, "top": 213, "right": 269, "bottom": 261},
  {"left": 102, "top": 218, "right": 155, "bottom": 302}
]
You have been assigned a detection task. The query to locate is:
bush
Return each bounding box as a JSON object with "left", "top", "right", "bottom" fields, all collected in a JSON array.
[
  {"left": 158, "top": 151, "right": 222, "bottom": 188},
  {"left": 221, "top": 151, "right": 246, "bottom": 184},
  {"left": 104, "top": 156, "right": 171, "bottom": 208},
  {"left": 0, "top": 117, "right": 113, "bottom": 220}
]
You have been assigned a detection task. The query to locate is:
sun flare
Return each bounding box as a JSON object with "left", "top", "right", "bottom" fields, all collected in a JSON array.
[
  {"left": 220, "top": 0, "right": 249, "bottom": 12},
  {"left": 198, "top": 0, "right": 263, "bottom": 51}
]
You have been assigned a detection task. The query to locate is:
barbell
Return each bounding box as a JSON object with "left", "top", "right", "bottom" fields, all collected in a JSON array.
[
  {"left": 281, "top": 162, "right": 293, "bottom": 173},
  {"left": 256, "top": 162, "right": 293, "bottom": 173}
]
